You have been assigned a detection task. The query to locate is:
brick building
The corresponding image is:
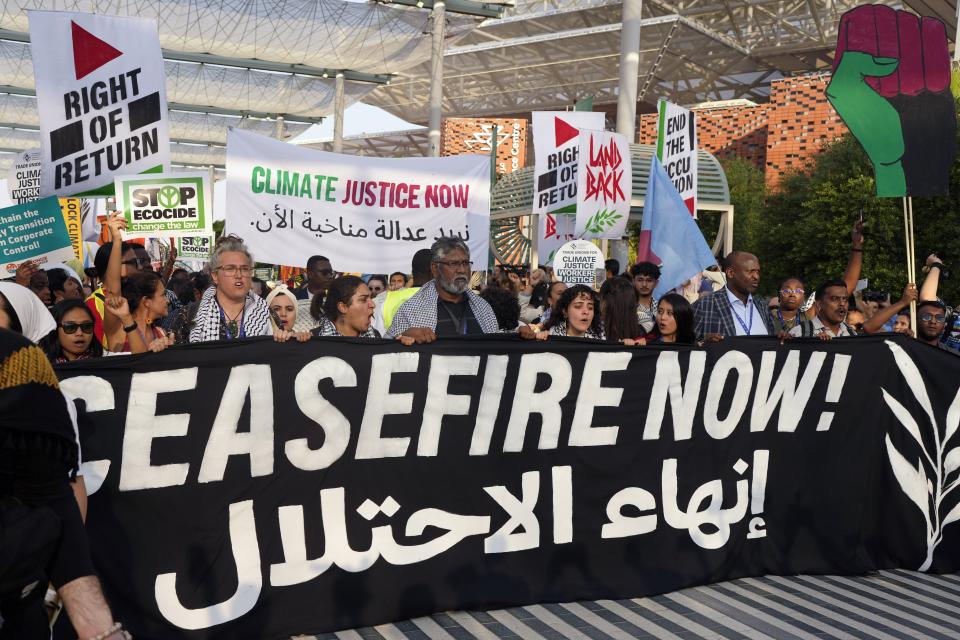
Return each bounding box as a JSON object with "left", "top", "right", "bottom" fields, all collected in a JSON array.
[{"left": 638, "top": 74, "right": 849, "bottom": 188}]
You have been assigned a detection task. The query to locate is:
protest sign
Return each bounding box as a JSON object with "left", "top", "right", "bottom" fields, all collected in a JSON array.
[
  {"left": 575, "top": 130, "right": 631, "bottom": 239},
  {"left": 177, "top": 235, "right": 213, "bottom": 262},
  {"left": 114, "top": 172, "right": 212, "bottom": 239},
  {"left": 29, "top": 11, "right": 170, "bottom": 197},
  {"left": 532, "top": 111, "right": 605, "bottom": 215},
  {"left": 58, "top": 197, "right": 84, "bottom": 262},
  {"left": 56, "top": 336, "right": 960, "bottom": 638},
  {"left": 537, "top": 213, "right": 575, "bottom": 266},
  {"left": 828, "top": 5, "right": 954, "bottom": 197},
  {"left": 656, "top": 99, "right": 697, "bottom": 216},
  {"left": 0, "top": 196, "right": 74, "bottom": 273},
  {"left": 552, "top": 238, "right": 604, "bottom": 286},
  {"left": 225, "top": 129, "right": 490, "bottom": 272},
  {"left": 7, "top": 148, "right": 41, "bottom": 204}
]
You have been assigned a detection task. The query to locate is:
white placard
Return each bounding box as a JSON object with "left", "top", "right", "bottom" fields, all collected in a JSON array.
[
  {"left": 225, "top": 129, "right": 490, "bottom": 272},
  {"left": 553, "top": 239, "right": 605, "bottom": 288},
  {"left": 532, "top": 111, "right": 605, "bottom": 216},
  {"left": 30, "top": 11, "right": 170, "bottom": 197},
  {"left": 7, "top": 148, "right": 41, "bottom": 204},
  {"left": 656, "top": 99, "right": 697, "bottom": 216},
  {"left": 575, "top": 130, "right": 631, "bottom": 239}
]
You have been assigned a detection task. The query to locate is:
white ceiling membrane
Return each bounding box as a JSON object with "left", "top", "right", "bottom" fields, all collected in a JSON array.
[
  {"left": 0, "top": 40, "right": 378, "bottom": 118},
  {"left": 0, "top": 92, "right": 312, "bottom": 146},
  {"left": 0, "top": 0, "right": 478, "bottom": 74}
]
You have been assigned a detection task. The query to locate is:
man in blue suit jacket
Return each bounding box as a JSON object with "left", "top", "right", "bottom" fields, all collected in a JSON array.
[{"left": 693, "top": 251, "right": 774, "bottom": 341}]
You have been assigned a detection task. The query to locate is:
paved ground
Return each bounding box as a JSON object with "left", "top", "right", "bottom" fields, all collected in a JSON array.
[{"left": 300, "top": 570, "right": 960, "bottom": 639}]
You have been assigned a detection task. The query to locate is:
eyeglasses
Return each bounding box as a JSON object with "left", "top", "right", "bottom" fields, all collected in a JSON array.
[
  {"left": 61, "top": 322, "right": 94, "bottom": 335},
  {"left": 217, "top": 265, "right": 253, "bottom": 277},
  {"left": 920, "top": 313, "right": 946, "bottom": 323},
  {"left": 780, "top": 288, "right": 805, "bottom": 295},
  {"left": 122, "top": 258, "right": 149, "bottom": 267},
  {"left": 435, "top": 260, "right": 473, "bottom": 270}
]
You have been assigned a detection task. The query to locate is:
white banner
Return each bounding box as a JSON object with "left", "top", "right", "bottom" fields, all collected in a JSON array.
[
  {"left": 226, "top": 129, "right": 490, "bottom": 272},
  {"left": 575, "top": 130, "right": 631, "bottom": 239},
  {"left": 655, "top": 99, "right": 697, "bottom": 216},
  {"left": 114, "top": 172, "right": 212, "bottom": 239},
  {"left": 532, "top": 111, "right": 605, "bottom": 216},
  {"left": 7, "top": 148, "right": 41, "bottom": 204},
  {"left": 30, "top": 11, "right": 170, "bottom": 197},
  {"left": 553, "top": 239, "right": 605, "bottom": 288},
  {"left": 537, "top": 213, "right": 575, "bottom": 266}
]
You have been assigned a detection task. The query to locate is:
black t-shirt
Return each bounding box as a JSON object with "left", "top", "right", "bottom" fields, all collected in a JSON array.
[{"left": 435, "top": 297, "right": 483, "bottom": 336}]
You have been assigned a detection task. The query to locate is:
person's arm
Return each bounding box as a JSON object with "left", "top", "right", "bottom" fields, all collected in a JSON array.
[
  {"left": 862, "top": 283, "right": 917, "bottom": 334},
  {"left": 103, "top": 296, "right": 149, "bottom": 353},
  {"left": 920, "top": 253, "right": 943, "bottom": 301},
  {"left": 842, "top": 220, "right": 865, "bottom": 295},
  {"left": 160, "top": 243, "right": 177, "bottom": 284},
  {"left": 100, "top": 213, "right": 127, "bottom": 341},
  {"left": 59, "top": 576, "right": 124, "bottom": 639}
]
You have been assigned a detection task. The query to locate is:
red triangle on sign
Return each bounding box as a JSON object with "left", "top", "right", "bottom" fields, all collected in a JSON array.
[
  {"left": 554, "top": 117, "right": 580, "bottom": 147},
  {"left": 71, "top": 21, "right": 123, "bottom": 80}
]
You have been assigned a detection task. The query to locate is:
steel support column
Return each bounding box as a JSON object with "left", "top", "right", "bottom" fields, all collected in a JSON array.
[
  {"left": 428, "top": 1, "right": 446, "bottom": 157},
  {"left": 333, "top": 72, "right": 346, "bottom": 153}
]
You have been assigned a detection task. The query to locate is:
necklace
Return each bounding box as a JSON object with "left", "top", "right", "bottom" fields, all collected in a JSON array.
[{"left": 217, "top": 301, "right": 245, "bottom": 339}]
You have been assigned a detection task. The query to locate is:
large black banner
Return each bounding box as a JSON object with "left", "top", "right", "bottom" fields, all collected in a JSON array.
[{"left": 55, "top": 335, "right": 960, "bottom": 639}]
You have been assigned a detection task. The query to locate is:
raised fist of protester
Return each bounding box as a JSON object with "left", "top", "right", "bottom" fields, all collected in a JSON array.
[
  {"left": 104, "top": 296, "right": 132, "bottom": 323},
  {"left": 14, "top": 258, "right": 39, "bottom": 288},
  {"left": 104, "top": 211, "right": 127, "bottom": 242},
  {"left": 851, "top": 219, "right": 865, "bottom": 249},
  {"left": 828, "top": 5, "right": 955, "bottom": 197}
]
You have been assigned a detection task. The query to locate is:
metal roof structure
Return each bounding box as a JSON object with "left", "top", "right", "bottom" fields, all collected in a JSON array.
[
  {"left": 0, "top": 0, "right": 487, "bottom": 172},
  {"left": 368, "top": 0, "right": 915, "bottom": 124}
]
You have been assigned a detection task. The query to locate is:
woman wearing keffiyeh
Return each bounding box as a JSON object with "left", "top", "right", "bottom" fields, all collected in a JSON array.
[{"left": 170, "top": 236, "right": 274, "bottom": 344}]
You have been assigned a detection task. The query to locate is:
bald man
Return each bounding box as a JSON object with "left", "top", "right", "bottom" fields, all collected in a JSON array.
[{"left": 692, "top": 251, "right": 774, "bottom": 341}]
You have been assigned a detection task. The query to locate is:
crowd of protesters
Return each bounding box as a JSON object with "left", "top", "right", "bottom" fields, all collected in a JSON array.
[{"left": 2, "top": 213, "right": 959, "bottom": 640}]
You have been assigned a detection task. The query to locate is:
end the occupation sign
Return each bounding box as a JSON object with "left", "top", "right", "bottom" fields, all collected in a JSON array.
[
  {"left": 56, "top": 335, "right": 960, "bottom": 638},
  {"left": 29, "top": 11, "right": 171, "bottom": 197}
]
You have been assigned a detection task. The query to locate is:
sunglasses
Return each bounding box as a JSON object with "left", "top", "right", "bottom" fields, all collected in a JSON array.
[
  {"left": 920, "top": 313, "right": 946, "bottom": 323},
  {"left": 61, "top": 321, "right": 94, "bottom": 335}
]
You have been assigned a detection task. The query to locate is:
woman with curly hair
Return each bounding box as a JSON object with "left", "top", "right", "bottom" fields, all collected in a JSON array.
[{"left": 521, "top": 284, "right": 604, "bottom": 340}]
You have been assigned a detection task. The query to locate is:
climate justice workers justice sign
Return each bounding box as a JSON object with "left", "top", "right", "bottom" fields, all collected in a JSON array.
[
  {"left": 225, "top": 129, "right": 490, "bottom": 272},
  {"left": 29, "top": 11, "right": 171, "bottom": 197}
]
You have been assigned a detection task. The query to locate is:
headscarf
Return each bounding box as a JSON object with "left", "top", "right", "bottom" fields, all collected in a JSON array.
[
  {"left": 265, "top": 285, "right": 298, "bottom": 330},
  {"left": 0, "top": 281, "right": 57, "bottom": 343}
]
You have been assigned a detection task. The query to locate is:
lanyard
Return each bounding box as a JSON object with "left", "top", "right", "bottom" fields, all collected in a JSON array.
[
  {"left": 777, "top": 309, "right": 797, "bottom": 330},
  {"left": 732, "top": 298, "right": 754, "bottom": 335},
  {"left": 218, "top": 304, "right": 246, "bottom": 339}
]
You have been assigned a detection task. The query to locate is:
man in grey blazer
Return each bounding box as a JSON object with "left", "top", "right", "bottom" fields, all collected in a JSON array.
[{"left": 693, "top": 251, "right": 775, "bottom": 341}]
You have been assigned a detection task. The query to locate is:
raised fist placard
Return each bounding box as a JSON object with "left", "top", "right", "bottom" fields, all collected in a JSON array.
[{"left": 827, "top": 4, "right": 956, "bottom": 197}]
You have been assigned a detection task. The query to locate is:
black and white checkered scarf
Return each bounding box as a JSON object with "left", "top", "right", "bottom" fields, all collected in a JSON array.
[
  {"left": 189, "top": 286, "right": 273, "bottom": 343},
  {"left": 386, "top": 280, "right": 499, "bottom": 337}
]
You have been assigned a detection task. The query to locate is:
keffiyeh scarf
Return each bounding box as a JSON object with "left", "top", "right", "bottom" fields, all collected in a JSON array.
[
  {"left": 189, "top": 286, "right": 272, "bottom": 343},
  {"left": 387, "top": 281, "right": 499, "bottom": 337}
]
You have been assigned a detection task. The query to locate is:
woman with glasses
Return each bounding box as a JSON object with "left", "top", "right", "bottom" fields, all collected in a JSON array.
[
  {"left": 40, "top": 300, "right": 104, "bottom": 363},
  {"left": 170, "top": 235, "right": 276, "bottom": 343}
]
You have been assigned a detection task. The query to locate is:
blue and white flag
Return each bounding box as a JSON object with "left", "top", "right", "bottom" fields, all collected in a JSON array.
[{"left": 638, "top": 156, "right": 716, "bottom": 299}]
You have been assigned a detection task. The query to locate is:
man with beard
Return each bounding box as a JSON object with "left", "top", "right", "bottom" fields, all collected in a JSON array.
[
  {"left": 387, "top": 237, "right": 498, "bottom": 343},
  {"left": 790, "top": 279, "right": 858, "bottom": 339}
]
